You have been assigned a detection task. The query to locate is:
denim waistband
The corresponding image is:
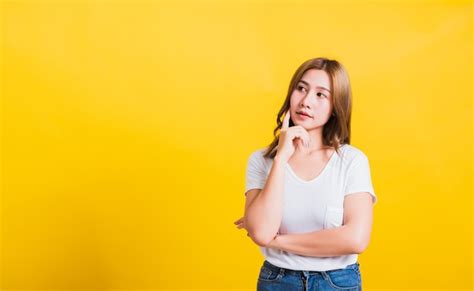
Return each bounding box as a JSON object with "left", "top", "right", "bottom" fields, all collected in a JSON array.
[{"left": 263, "top": 259, "right": 360, "bottom": 277}]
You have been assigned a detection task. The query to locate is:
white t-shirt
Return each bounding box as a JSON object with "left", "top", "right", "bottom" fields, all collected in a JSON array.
[{"left": 244, "top": 143, "right": 377, "bottom": 271}]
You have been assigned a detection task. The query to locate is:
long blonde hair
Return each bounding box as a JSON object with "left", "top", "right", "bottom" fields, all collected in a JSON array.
[{"left": 263, "top": 57, "right": 353, "bottom": 159}]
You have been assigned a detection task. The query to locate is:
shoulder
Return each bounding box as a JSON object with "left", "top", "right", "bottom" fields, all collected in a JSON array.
[
  {"left": 339, "top": 144, "right": 370, "bottom": 165},
  {"left": 247, "top": 147, "right": 272, "bottom": 168},
  {"left": 249, "top": 147, "right": 269, "bottom": 159}
]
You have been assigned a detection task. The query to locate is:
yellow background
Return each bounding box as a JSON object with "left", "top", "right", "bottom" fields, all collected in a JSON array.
[{"left": 1, "top": 0, "right": 472, "bottom": 290}]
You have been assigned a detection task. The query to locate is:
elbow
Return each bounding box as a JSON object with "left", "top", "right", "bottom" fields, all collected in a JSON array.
[
  {"left": 248, "top": 230, "right": 274, "bottom": 247},
  {"left": 244, "top": 217, "right": 273, "bottom": 247},
  {"left": 347, "top": 225, "right": 371, "bottom": 254},
  {"left": 247, "top": 228, "right": 275, "bottom": 247},
  {"left": 352, "top": 236, "right": 370, "bottom": 254}
]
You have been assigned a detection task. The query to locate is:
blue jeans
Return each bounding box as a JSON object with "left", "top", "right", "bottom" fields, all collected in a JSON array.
[{"left": 257, "top": 260, "right": 362, "bottom": 291}]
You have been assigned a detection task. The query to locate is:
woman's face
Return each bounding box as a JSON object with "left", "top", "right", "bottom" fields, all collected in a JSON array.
[{"left": 290, "top": 69, "right": 333, "bottom": 130}]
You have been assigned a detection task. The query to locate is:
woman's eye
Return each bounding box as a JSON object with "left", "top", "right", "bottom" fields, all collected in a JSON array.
[
  {"left": 297, "top": 86, "right": 326, "bottom": 98},
  {"left": 297, "top": 86, "right": 327, "bottom": 97}
]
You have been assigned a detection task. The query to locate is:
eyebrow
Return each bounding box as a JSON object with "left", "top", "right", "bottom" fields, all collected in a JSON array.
[{"left": 298, "top": 79, "right": 331, "bottom": 93}]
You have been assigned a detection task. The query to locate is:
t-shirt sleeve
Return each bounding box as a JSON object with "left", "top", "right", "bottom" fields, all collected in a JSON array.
[
  {"left": 244, "top": 150, "right": 268, "bottom": 196},
  {"left": 344, "top": 152, "right": 377, "bottom": 205}
]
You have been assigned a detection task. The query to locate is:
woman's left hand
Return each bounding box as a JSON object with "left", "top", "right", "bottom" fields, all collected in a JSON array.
[{"left": 234, "top": 216, "right": 250, "bottom": 236}]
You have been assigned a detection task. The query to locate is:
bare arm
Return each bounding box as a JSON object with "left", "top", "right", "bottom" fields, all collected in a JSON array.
[
  {"left": 244, "top": 109, "right": 310, "bottom": 247},
  {"left": 244, "top": 156, "right": 287, "bottom": 247},
  {"left": 266, "top": 192, "right": 374, "bottom": 256}
]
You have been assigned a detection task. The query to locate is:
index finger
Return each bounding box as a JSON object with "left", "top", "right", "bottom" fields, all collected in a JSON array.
[{"left": 282, "top": 109, "right": 291, "bottom": 130}]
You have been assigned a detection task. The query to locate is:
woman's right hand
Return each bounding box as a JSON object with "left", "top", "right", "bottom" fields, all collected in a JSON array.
[{"left": 275, "top": 109, "right": 310, "bottom": 163}]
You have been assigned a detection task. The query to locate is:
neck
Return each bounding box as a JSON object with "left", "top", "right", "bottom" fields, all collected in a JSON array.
[{"left": 295, "top": 130, "right": 330, "bottom": 155}]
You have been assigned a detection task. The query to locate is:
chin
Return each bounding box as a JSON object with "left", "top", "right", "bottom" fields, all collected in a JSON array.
[{"left": 298, "top": 122, "right": 314, "bottom": 129}]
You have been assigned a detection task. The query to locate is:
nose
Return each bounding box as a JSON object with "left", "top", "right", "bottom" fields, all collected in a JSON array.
[{"left": 299, "top": 89, "right": 314, "bottom": 107}]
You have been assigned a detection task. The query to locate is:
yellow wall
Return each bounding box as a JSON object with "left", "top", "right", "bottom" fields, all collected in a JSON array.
[{"left": 1, "top": 0, "right": 472, "bottom": 289}]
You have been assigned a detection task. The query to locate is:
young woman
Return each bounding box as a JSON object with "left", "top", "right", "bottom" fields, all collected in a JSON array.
[{"left": 234, "top": 57, "right": 377, "bottom": 290}]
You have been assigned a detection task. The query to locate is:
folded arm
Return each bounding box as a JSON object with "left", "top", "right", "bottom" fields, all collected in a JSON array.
[
  {"left": 245, "top": 157, "right": 287, "bottom": 246},
  {"left": 266, "top": 192, "right": 374, "bottom": 257}
]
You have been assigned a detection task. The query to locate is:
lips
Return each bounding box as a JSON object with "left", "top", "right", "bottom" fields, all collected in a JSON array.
[{"left": 297, "top": 111, "right": 312, "bottom": 118}]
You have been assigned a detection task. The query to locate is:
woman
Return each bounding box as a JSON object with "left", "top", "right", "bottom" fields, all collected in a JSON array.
[{"left": 234, "top": 57, "right": 377, "bottom": 290}]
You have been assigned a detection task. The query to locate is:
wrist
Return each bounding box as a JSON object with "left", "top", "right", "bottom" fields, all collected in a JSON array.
[{"left": 274, "top": 155, "right": 288, "bottom": 165}]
